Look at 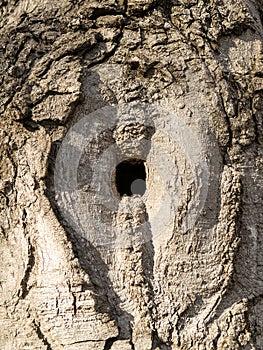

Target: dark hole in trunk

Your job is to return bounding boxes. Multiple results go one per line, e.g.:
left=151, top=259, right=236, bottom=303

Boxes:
left=116, top=159, right=146, bottom=197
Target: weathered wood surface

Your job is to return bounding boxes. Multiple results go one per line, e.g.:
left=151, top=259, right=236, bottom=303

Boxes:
left=0, top=1, right=263, bottom=349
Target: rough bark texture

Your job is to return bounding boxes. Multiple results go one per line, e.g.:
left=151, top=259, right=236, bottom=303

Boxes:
left=0, top=0, right=263, bottom=349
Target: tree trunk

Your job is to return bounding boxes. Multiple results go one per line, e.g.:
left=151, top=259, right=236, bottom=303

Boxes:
left=0, top=1, right=262, bottom=349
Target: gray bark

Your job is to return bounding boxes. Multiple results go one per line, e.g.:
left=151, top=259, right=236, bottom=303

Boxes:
left=0, top=0, right=263, bottom=349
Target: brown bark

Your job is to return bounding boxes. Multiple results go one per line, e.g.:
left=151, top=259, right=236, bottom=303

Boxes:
left=0, top=1, right=263, bottom=349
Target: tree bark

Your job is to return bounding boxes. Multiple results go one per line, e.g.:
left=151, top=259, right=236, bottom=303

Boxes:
left=0, top=1, right=263, bottom=349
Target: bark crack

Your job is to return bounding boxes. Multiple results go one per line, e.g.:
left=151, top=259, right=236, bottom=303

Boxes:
left=33, top=320, right=53, bottom=350
left=19, top=235, right=35, bottom=299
